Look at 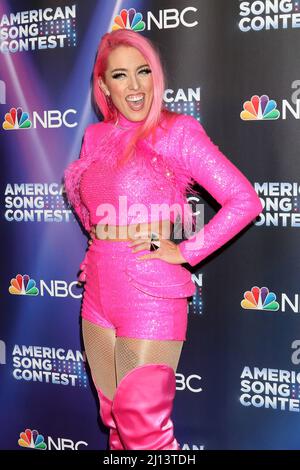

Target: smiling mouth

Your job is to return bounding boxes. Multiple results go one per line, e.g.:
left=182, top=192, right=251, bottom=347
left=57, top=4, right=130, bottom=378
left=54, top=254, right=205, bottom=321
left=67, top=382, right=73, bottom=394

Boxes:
left=125, top=93, right=145, bottom=110
left=125, top=93, right=145, bottom=103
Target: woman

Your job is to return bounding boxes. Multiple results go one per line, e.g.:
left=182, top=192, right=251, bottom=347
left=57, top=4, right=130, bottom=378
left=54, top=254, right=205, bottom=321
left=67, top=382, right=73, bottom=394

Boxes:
left=64, top=29, right=262, bottom=451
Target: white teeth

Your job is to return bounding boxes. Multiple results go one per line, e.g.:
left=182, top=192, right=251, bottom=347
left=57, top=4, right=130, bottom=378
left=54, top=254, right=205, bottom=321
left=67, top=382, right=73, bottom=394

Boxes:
left=126, top=95, right=144, bottom=102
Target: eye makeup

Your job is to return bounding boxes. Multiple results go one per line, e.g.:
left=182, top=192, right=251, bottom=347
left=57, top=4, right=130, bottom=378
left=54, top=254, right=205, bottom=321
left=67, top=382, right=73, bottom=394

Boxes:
left=111, top=67, right=152, bottom=79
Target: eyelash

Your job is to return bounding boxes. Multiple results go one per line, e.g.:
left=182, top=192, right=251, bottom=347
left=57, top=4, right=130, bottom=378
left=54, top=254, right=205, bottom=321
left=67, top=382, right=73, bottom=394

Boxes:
left=112, top=68, right=152, bottom=79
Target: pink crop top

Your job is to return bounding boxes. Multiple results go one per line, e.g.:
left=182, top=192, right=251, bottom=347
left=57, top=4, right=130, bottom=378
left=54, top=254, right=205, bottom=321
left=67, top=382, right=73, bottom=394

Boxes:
left=79, top=118, right=180, bottom=228
left=64, top=111, right=263, bottom=267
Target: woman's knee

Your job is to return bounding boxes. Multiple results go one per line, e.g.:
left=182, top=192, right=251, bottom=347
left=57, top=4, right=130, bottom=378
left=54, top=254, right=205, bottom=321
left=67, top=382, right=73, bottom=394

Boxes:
left=114, top=337, right=184, bottom=384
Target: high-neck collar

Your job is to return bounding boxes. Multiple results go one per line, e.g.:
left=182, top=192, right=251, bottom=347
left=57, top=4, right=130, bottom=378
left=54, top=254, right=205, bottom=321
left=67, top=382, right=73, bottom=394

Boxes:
left=115, top=111, right=146, bottom=130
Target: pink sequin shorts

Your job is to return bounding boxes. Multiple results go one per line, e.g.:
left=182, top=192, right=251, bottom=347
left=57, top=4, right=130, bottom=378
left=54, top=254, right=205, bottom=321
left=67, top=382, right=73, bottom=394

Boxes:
left=80, top=238, right=196, bottom=341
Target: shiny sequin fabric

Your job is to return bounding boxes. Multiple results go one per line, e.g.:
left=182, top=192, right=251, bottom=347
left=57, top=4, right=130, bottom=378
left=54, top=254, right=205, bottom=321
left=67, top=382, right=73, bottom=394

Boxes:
left=81, top=238, right=189, bottom=341
left=64, top=111, right=262, bottom=340
left=64, top=111, right=262, bottom=268
left=175, top=114, right=263, bottom=266
left=64, top=112, right=198, bottom=237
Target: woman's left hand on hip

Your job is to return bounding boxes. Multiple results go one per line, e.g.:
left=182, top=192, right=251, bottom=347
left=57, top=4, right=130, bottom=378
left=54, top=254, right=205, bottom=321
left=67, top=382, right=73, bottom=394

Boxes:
left=128, top=232, right=187, bottom=265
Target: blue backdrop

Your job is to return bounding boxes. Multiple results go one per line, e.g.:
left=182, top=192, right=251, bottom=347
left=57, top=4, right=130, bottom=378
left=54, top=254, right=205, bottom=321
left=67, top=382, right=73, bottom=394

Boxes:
left=1, top=0, right=298, bottom=451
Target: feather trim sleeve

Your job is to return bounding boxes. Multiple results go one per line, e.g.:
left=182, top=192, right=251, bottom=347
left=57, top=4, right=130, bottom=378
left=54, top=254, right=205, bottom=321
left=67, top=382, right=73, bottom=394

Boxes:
left=63, top=126, right=92, bottom=233
left=177, top=114, right=263, bottom=267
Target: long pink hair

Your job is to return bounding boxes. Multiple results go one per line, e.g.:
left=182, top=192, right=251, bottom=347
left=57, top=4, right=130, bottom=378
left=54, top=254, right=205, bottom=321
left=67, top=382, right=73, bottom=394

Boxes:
left=92, top=29, right=179, bottom=164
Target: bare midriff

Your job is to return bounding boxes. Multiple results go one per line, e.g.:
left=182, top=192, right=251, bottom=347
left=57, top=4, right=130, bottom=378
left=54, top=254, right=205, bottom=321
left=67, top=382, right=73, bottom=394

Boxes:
left=94, top=219, right=174, bottom=241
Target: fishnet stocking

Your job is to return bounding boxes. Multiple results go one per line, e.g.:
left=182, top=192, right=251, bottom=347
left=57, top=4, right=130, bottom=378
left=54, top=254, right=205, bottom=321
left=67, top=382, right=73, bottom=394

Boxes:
left=82, top=319, right=184, bottom=400
left=82, top=319, right=117, bottom=400
left=115, top=337, right=183, bottom=384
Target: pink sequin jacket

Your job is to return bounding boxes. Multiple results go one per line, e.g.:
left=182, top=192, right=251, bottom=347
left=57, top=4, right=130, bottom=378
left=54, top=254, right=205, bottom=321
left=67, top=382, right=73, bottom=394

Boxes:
left=64, top=113, right=262, bottom=273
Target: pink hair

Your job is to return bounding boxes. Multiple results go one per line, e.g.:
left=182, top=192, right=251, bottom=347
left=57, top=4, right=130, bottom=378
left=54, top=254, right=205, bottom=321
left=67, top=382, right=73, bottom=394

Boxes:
left=92, top=29, right=179, bottom=164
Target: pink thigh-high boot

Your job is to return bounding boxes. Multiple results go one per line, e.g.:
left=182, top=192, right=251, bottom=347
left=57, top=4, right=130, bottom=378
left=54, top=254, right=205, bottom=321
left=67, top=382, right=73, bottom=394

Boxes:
left=96, top=387, right=124, bottom=450
left=111, top=363, right=180, bottom=450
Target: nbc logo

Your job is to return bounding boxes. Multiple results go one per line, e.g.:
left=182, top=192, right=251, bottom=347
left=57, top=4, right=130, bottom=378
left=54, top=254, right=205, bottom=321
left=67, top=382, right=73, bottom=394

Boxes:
left=18, top=429, right=47, bottom=450
left=8, top=273, right=83, bottom=299
left=113, top=8, right=145, bottom=31
left=240, top=95, right=280, bottom=120
left=3, top=107, right=31, bottom=129
left=111, top=7, right=198, bottom=31
left=18, top=428, right=88, bottom=450
left=9, top=274, right=39, bottom=296
left=241, top=286, right=280, bottom=311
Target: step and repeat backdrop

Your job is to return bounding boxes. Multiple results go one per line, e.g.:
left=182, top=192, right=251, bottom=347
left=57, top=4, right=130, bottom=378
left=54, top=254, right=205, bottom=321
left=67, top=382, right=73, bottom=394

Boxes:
left=1, top=0, right=299, bottom=451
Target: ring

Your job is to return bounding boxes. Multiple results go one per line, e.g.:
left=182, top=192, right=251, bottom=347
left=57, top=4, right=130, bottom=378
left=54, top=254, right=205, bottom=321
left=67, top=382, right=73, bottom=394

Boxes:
left=150, top=232, right=160, bottom=251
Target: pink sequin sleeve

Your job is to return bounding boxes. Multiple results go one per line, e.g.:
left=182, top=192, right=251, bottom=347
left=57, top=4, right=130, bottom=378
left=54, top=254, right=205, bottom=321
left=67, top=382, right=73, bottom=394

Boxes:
left=177, top=114, right=263, bottom=267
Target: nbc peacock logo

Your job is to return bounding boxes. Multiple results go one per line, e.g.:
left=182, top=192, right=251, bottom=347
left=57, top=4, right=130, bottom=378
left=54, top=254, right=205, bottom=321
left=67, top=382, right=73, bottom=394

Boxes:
left=112, top=8, right=145, bottom=31
left=240, top=95, right=280, bottom=120
left=18, top=428, right=47, bottom=450
left=241, top=286, right=280, bottom=311
left=2, top=106, right=32, bottom=130
left=9, top=274, right=39, bottom=296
